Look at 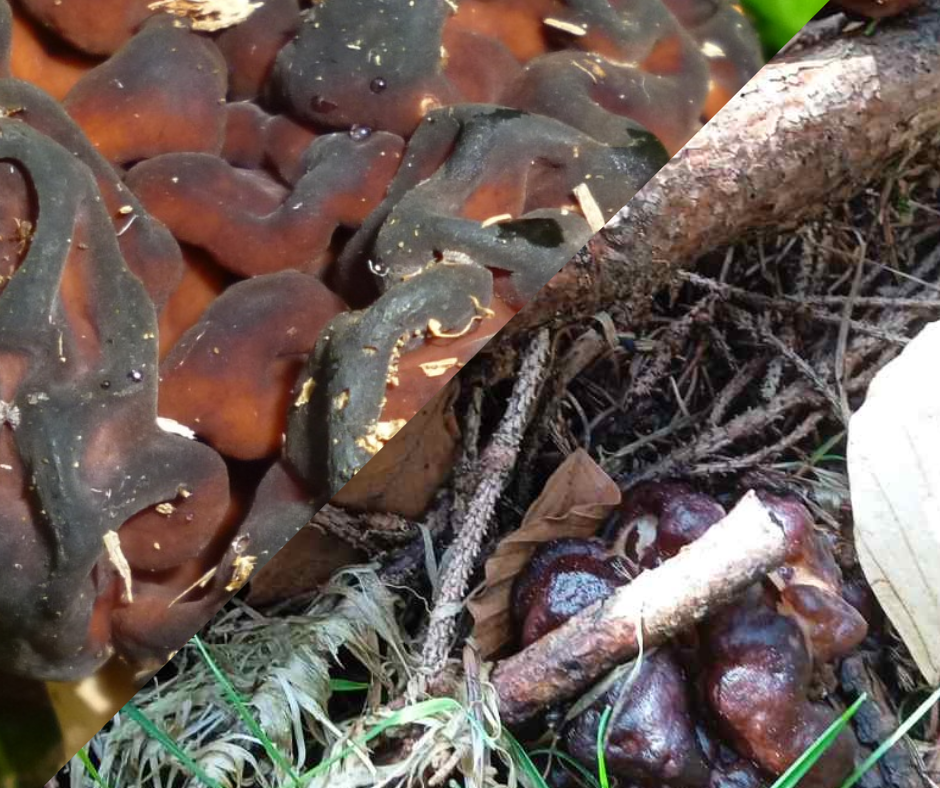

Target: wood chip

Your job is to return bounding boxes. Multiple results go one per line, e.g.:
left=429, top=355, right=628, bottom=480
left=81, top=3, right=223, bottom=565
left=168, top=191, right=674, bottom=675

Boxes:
left=149, top=0, right=262, bottom=32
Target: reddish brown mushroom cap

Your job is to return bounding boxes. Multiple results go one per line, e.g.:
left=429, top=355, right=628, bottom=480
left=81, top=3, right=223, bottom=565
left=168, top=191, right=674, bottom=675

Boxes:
left=0, top=119, right=229, bottom=680
left=214, top=0, right=301, bottom=101
left=159, top=270, right=346, bottom=460
left=0, top=78, right=186, bottom=308
left=271, top=0, right=460, bottom=136
left=63, top=16, right=228, bottom=166
left=511, top=538, right=629, bottom=647
left=565, top=649, right=711, bottom=788
left=127, top=131, right=404, bottom=278
left=16, top=0, right=155, bottom=55
left=703, top=590, right=858, bottom=788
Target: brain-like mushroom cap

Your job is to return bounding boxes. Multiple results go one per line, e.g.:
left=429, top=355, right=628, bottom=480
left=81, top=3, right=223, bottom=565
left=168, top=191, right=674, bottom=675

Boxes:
left=566, top=649, right=711, bottom=788
left=16, top=0, right=155, bottom=55
left=63, top=15, right=228, bottom=166
left=702, top=589, right=858, bottom=788
left=511, top=538, right=629, bottom=647
left=0, top=119, right=231, bottom=680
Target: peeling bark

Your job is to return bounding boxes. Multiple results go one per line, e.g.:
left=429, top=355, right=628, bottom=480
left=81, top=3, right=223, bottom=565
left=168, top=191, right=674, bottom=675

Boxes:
left=513, top=2, right=940, bottom=331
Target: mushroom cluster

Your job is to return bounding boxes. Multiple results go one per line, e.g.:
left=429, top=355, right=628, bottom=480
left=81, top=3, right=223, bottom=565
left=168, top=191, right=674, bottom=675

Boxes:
left=512, top=485, right=870, bottom=788
left=0, top=0, right=763, bottom=681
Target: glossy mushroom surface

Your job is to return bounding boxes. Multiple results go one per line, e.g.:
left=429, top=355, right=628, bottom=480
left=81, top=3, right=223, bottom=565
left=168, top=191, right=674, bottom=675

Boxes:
left=0, top=0, right=765, bottom=681
left=510, top=484, right=866, bottom=788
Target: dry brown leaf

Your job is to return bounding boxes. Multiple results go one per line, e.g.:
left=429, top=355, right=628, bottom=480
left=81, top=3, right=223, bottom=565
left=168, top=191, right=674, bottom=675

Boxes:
left=247, top=525, right=363, bottom=607
left=847, top=320, right=940, bottom=684
left=332, top=380, right=461, bottom=519
left=46, top=659, right=142, bottom=761
left=467, top=448, right=622, bottom=657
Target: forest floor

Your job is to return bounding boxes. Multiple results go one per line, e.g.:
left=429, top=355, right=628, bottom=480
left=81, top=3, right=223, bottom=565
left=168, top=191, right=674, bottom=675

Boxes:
left=63, top=120, right=940, bottom=788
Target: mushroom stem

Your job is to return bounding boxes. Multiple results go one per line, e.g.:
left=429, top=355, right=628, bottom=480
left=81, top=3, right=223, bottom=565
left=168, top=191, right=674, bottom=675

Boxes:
left=491, top=491, right=787, bottom=725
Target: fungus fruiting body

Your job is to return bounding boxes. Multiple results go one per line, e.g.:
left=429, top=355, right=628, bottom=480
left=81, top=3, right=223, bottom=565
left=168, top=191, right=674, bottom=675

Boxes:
left=510, top=485, right=868, bottom=788
left=0, top=0, right=766, bottom=682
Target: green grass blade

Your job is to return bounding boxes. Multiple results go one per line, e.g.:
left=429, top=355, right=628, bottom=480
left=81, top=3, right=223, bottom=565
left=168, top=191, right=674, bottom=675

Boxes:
left=839, top=684, right=940, bottom=788
left=328, top=679, right=371, bottom=693
left=192, top=635, right=301, bottom=784
left=76, top=747, right=112, bottom=788
left=299, top=697, right=464, bottom=782
left=807, top=431, right=846, bottom=467
left=769, top=694, right=867, bottom=788
left=529, top=748, right=601, bottom=788
left=503, top=731, right=550, bottom=788
left=596, top=705, right=613, bottom=788
left=123, top=703, right=223, bottom=788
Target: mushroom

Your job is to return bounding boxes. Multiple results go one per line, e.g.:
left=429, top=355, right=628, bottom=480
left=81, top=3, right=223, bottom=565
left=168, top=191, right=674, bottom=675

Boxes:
left=286, top=254, right=495, bottom=495
left=0, top=119, right=230, bottom=679
left=126, top=131, right=404, bottom=278
left=16, top=0, right=155, bottom=56
left=214, top=0, right=301, bottom=101
left=0, top=78, right=185, bottom=307
left=503, top=0, right=762, bottom=154
left=512, top=538, right=631, bottom=647
left=158, top=270, right=346, bottom=460
left=63, top=16, right=228, bottom=166
left=509, top=484, right=866, bottom=788
left=335, top=104, right=667, bottom=310
left=759, top=492, right=868, bottom=662
left=702, top=587, right=858, bottom=788
left=271, top=0, right=462, bottom=137
left=565, top=649, right=711, bottom=788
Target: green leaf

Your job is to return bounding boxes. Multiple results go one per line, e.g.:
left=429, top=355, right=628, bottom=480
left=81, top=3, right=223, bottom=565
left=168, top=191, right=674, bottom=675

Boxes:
left=329, top=679, right=371, bottom=693
left=193, top=635, right=302, bottom=785
left=503, top=731, right=551, bottom=788
left=300, top=698, right=465, bottom=782
left=76, top=748, right=112, bottom=788
left=530, top=748, right=601, bottom=788
left=596, top=705, right=614, bottom=788
left=741, top=0, right=829, bottom=54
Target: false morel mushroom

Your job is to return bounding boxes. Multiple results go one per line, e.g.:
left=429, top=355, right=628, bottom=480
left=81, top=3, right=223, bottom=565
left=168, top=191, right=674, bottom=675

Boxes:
left=510, top=484, right=867, bottom=788
left=0, top=0, right=770, bottom=690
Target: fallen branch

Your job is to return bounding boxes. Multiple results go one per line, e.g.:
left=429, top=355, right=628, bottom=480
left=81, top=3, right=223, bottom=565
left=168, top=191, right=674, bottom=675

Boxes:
left=419, top=330, right=551, bottom=680
left=490, top=491, right=787, bottom=725
left=513, top=2, right=940, bottom=331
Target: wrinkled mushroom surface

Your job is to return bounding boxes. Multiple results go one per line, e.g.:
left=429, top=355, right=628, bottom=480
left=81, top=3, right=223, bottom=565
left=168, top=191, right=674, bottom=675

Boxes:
left=0, top=0, right=766, bottom=681
left=510, top=485, right=868, bottom=788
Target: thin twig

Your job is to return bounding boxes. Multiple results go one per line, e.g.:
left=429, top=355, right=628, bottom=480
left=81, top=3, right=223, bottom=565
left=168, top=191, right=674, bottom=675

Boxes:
left=419, top=330, right=551, bottom=682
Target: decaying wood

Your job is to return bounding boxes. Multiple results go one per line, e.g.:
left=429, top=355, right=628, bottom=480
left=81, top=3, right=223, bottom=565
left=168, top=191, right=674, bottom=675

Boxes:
left=490, top=491, right=788, bottom=725
left=513, top=2, right=940, bottom=331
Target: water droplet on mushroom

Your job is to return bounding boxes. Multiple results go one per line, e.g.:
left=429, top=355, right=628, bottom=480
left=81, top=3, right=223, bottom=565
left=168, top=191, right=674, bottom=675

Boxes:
left=349, top=124, right=373, bottom=141
left=128, top=370, right=143, bottom=383
left=369, top=77, right=388, bottom=94
left=100, top=380, right=111, bottom=390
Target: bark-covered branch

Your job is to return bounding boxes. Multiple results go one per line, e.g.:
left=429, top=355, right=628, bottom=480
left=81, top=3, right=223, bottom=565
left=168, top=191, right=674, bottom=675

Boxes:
left=514, top=2, right=940, bottom=330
